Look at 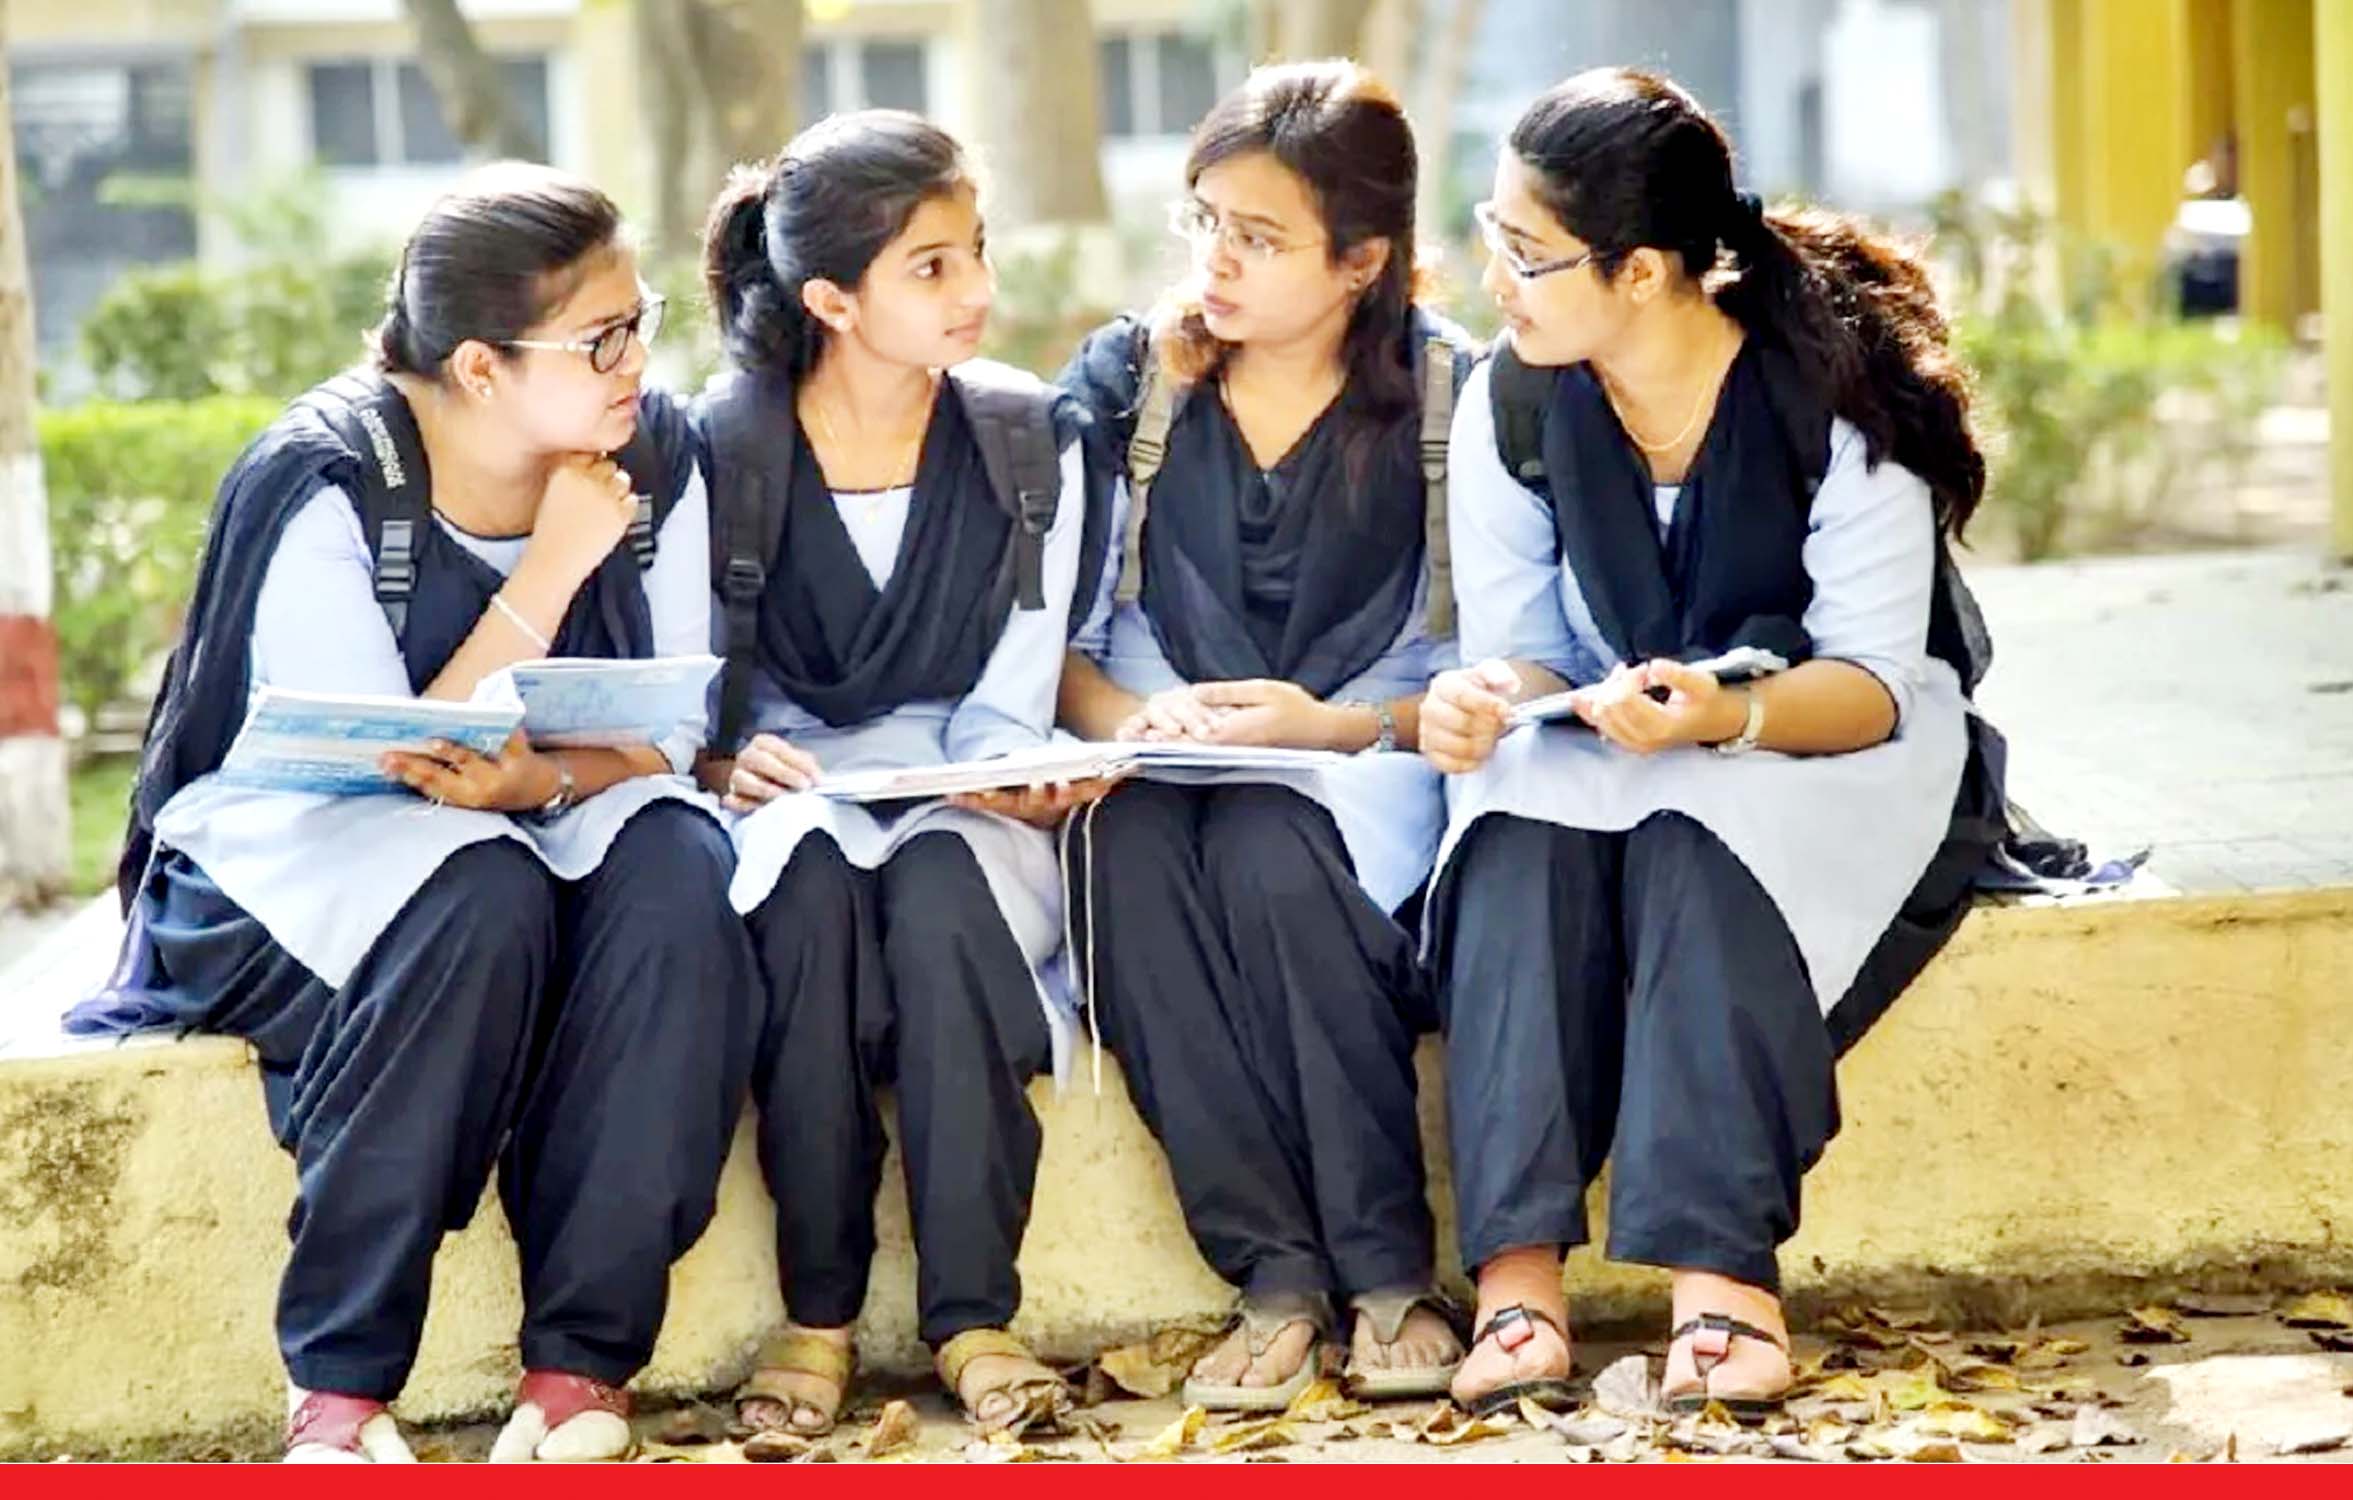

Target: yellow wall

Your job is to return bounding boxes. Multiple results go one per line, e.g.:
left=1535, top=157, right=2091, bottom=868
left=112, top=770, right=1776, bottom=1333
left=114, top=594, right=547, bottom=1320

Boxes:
left=2319, top=0, right=2353, bottom=558
left=2232, top=0, right=2319, bottom=330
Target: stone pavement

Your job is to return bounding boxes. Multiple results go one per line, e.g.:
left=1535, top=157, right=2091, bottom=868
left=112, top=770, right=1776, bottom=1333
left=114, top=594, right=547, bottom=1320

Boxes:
left=1964, top=546, right=2353, bottom=894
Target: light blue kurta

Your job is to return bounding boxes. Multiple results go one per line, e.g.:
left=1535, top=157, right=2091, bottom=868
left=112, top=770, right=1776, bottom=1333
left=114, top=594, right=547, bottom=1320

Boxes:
left=154, top=473, right=720, bottom=990
left=1437, top=358, right=1969, bottom=1013
left=723, top=439, right=1090, bottom=1079
left=1070, top=473, right=1458, bottom=916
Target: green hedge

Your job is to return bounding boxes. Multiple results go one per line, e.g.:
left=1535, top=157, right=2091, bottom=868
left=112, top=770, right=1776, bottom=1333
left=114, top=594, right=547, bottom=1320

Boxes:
left=42, top=396, right=282, bottom=726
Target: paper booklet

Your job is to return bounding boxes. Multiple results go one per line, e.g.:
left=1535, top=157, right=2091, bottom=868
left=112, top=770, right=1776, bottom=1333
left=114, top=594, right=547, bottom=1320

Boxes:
left=809, top=740, right=1347, bottom=804
left=217, top=654, right=723, bottom=795
left=1508, top=646, right=1791, bottom=731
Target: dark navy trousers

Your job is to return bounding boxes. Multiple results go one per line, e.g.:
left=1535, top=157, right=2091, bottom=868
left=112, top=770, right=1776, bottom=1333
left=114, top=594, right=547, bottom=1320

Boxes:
left=1433, top=811, right=1839, bottom=1293
left=152, top=801, right=756, bottom=1397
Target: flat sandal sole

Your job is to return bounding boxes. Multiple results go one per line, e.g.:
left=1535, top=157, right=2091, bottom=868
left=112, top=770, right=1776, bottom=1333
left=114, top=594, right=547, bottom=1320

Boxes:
left=1467, top=1376, right=1582, bottom=1419
left=1664, top=1392, right=1787, bottom=1425
left=1344, top=1359, right=1465, bottom=1402
left=1182, top=1352, right=1321, bottom=1413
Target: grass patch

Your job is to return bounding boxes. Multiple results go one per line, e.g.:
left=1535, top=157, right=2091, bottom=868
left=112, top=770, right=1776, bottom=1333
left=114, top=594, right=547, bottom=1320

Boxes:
left=67, top=755, right=138, bottom=898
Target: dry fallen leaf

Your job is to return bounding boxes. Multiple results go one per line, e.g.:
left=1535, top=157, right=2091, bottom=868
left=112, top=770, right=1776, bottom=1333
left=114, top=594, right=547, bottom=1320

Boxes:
left=1885, top=1367, right=1946, bottom=1412
left=2280, top=1290, right=2353, bottom=1330
left=1914, top=1402, right=2013, bottom=1445
left=2017, top=1426, right=2071, bottom=1455
left=1098, top=1326, right=1221, bottom=1401
left=960, top=1432, right=1058, bottom=1464
left=2119, top=1305, right=2189, bottom=1344
left=1944, top=1361, right=2023, bottom=1394
left=1284, top=1378, right=1369, bottom=1424
left=863, top=1399, right=919, bottom=1461
left=1208, top=1418, right=1298, bottom=1455
left=2268, top=1426, right=2351, bottom=1457
left=1597, top=1431, right=1646, bottom=1464
left=1543, top=1408, right=1631, bottom=1447
left=1591, top=1353, right=1662, bottom=1420
left=1901, top=1438, right=1967, bottom=1464
left=2016, top=1338, right=2090, bottom=1370
left=1807, top=1372, right=1877, bottom=1405
left=1414, top=1404, right=1513, bottom=1447
left=2311, top=1330, right=2353, bottom=1353
left=1139, top=1406, right=1207, bottom=1460
left=1766, top=1435, right=1837, bottom=1463
left=2070, top=1406, right=2144, bottom=1449
left=742, top=1430, right=826, bottom=1464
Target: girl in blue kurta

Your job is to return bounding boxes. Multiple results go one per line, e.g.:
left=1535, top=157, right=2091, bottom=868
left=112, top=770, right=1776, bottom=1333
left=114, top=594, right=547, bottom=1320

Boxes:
left=94, top=165, right=756, bottom=1462
left=696, top=112, right=1097, bottom=1441
left=1046, top=62, right=1474, bottom=1409
left=1421, top=70, right=1999, bottom=1420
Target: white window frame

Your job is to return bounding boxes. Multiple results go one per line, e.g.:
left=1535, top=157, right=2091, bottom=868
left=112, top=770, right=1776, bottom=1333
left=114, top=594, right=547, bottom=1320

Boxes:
left=304, top=52, right=551, bottom=170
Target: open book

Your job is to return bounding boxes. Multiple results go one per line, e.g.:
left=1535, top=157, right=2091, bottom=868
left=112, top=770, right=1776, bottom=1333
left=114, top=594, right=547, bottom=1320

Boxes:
left=1508, top=646, right=1791, bottom=731
left=810, top=741, right=1347, bottom=804
left=217, top=654, right=723, bottom=795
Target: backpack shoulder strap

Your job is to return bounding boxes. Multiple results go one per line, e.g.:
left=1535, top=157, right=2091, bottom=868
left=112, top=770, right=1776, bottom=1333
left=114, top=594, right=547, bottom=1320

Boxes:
left=1419, top=335, right=1457, bottom=639
left=610, top=386, right=697, bottom=572
left=294, top=371, right=430, bottom=642
left=699, top=368, right=797, bottom=753
left=1115, top=340, right=1179, bottom=606
left=1487, top=343, right=1555, bottom=499
left=951, top=360, right=1063, bottom=612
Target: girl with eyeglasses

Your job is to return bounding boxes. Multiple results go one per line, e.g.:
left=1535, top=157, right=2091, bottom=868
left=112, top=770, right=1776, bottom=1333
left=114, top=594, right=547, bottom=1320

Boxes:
left=1029, top=61, right=1477, bottom=1410
left=1422, top=69, right=1999, bottom=1419
left=91, top=163, right=757, bottom=1462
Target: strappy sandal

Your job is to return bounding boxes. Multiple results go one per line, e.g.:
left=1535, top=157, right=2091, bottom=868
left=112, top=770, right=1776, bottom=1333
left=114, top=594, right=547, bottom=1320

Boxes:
left=1342, top=1287, right=1469, bottom=1401
left=1180, top=1291, right=1332, bottom=1412
left=1459, top=1303, right=1581, bottom=1418
left=1663, top=1312, right=1791, bottom=1424
left=733, top=1328, right=856, bottom=1438
left=936, top=1327, right=1074, bottom=1438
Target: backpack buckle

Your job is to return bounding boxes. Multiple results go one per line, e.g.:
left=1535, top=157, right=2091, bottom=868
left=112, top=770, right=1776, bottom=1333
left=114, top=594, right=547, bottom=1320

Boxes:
left=1017, top=485, right=1055, bottom=537
left=723, top=556, right=766, bottom=600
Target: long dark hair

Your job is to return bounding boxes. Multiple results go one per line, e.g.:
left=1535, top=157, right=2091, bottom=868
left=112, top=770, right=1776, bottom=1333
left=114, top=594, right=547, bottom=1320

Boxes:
left=1154, top=60, right=1429, bottom=428
left=372, top=161, right=622, bottom=379
left=1510, top=67, right=1983, bottom=535
left=703, top=110, right=971, bottom=379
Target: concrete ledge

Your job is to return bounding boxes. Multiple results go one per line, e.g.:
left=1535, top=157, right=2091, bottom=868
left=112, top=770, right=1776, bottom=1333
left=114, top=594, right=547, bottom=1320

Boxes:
left=4, top=886, right=2351, bottom=1459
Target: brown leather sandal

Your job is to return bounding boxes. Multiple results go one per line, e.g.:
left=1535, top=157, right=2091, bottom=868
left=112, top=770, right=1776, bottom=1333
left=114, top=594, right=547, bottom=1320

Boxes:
left=936, top=1327, right=1073, bottom=1438
left=733, top=1327, right=856, bottom=1437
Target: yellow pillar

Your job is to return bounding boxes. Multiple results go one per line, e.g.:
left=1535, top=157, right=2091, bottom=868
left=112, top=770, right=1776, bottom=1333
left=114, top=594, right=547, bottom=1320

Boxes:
left=2185, top=0, right=2236, bottom=165
left=2046, top=0, right=2090, bottom=242
left=2233, top=0, right=2319, bottom=332
left=2072, top=0, right=2198, bottom=296
left=2319, top=0, right=2353, bottom=558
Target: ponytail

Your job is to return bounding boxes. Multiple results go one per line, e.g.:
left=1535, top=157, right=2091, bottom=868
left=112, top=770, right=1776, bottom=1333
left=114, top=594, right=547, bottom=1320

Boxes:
left=702, top=159, right=817, bottom=378
left=1719, top=203, right=1984, bottom=537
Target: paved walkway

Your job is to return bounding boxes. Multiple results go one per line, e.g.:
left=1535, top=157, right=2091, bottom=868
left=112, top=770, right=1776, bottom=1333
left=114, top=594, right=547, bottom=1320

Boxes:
left=1964, top=546, right=2353, bottom=894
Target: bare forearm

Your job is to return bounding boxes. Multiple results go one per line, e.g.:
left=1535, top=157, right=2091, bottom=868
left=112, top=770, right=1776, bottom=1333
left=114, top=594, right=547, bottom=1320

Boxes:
left=1057, top=650, right=1143, bottom=741
left=1742, top=659, right=1897, bottom=754
left=421, top=555, right=581, bottom=702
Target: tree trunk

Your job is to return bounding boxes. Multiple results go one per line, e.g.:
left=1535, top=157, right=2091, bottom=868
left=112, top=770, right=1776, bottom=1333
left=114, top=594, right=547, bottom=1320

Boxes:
left=964, top=0, right=1110, bottom=229
left=0, top=11, right=72, bottom=907
left=1275, top=0, right=1380, bottom=57
left=400, top=0, right=543, bottom=160
left=1414, top=0, right=1486, bottom=238
left=635, top=0, right=802, bottom=261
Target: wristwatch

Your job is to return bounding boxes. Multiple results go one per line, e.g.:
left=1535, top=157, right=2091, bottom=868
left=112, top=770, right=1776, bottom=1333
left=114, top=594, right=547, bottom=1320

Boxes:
left=1339, top=698, right=1397, bottom=755
left=1711, top=690, right=1766, bottom=757
left=531, top=756, right=578, bottom=820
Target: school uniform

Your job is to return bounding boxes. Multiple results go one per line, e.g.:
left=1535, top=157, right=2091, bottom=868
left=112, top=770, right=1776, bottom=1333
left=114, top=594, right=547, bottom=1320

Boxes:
left=83, top=373, right=756, bottom=1397
left=1053, top=313, right=1469, bottom=1308
left=709, top=363, right=1091, bottom=1348
left=1431, top=345, right=1992, bottom=1289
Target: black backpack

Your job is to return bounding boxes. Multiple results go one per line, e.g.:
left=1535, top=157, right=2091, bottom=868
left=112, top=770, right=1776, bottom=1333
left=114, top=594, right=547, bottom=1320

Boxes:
left=699, top=357, right=1066, bottom=753
left=293, top=371, right=679, bottom=643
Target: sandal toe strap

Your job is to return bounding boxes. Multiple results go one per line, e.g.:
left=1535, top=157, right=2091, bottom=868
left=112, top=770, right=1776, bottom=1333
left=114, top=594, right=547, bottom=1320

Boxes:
left=936, top=1327, right=1059, bottom=1393
left=1670, top=1313, right=1785, bottom=1377
left=1236, top=1290, right=1333, bottom=1355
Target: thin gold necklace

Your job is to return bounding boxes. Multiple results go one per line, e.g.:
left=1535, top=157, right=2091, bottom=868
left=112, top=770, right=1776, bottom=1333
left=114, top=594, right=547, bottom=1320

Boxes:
left=805, top=378, right=932, bottom=488
left=1602, top=333, right=1735, bottom=454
